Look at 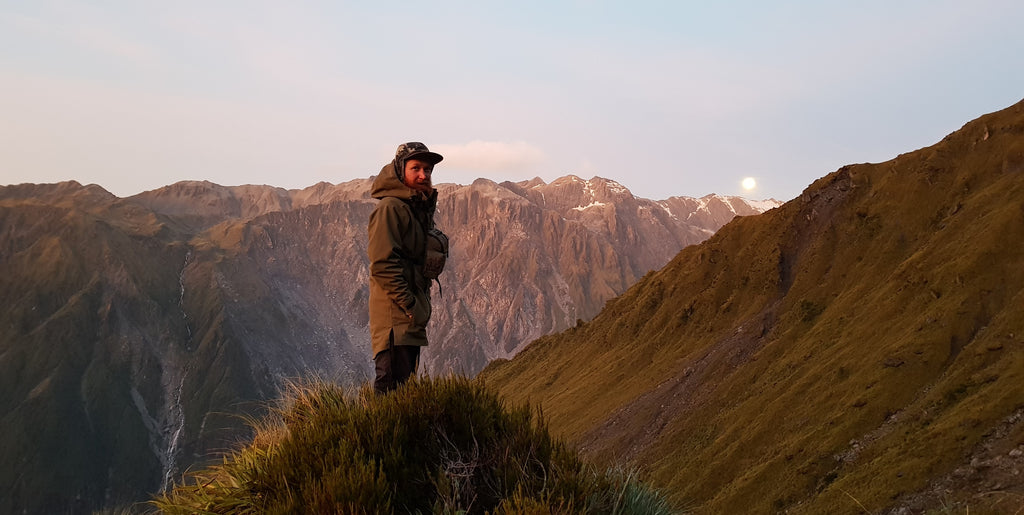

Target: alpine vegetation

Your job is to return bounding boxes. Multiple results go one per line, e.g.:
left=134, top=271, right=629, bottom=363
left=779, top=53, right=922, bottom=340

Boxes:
left=153, top=376, right=677, bottom=514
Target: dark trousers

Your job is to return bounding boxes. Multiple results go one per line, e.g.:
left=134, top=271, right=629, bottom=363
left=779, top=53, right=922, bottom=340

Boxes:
left=374, top=342, right=421, bottom=394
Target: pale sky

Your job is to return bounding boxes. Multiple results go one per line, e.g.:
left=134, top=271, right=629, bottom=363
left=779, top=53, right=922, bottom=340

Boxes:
left=2, top=1, right=1022, bottom=201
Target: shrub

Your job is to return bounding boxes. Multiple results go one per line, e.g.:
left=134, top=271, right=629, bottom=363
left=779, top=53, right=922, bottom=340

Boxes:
left=153, top=376, right=676, bottom=514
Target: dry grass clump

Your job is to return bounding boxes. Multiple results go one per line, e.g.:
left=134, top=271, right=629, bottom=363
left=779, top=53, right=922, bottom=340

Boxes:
left=153, top=375, right=675, bottom=514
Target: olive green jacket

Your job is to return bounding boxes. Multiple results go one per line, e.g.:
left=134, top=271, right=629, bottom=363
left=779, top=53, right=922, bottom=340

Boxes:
left=367, top=162, right=437, bottom=357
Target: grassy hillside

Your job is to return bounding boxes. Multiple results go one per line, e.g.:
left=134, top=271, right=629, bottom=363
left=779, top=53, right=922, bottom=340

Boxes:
left=481, top=99, right=1024, bottom=513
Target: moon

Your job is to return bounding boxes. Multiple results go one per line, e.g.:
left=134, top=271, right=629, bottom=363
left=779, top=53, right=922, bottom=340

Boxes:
left=742, top=177, right=757, bottom=190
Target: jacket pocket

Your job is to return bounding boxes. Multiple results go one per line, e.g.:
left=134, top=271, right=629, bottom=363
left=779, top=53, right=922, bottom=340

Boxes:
left=410, top=294, right=431, bottom=329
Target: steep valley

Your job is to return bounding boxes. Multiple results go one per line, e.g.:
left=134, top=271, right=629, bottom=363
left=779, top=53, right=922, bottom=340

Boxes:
left=0, top=174, right=771, bottom=513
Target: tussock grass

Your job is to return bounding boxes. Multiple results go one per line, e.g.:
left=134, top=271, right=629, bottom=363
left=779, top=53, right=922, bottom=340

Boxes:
left=153, top=375, right=676, bottom=514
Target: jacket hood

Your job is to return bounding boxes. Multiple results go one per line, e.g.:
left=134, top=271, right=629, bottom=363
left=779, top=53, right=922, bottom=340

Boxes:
left=371, top=162, right=433, bottom=200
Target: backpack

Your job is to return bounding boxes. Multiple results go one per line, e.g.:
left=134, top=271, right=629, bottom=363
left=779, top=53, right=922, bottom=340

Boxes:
left=423, top=227, right=449, bottom=281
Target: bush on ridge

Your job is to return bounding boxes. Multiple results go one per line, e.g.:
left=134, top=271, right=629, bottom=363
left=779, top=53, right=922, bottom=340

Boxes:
left=153, top=375, right=676, bottom=514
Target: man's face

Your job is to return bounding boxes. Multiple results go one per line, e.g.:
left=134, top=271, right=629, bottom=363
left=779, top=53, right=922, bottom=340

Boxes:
left=403, top=159, right=434, bottom=193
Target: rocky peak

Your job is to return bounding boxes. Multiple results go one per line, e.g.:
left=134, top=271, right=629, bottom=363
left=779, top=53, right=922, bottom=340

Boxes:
left=511, top=175, right=635, bottom=214
left=289, top=178, right=374, bottom=207
left=128, top=179, right=376, bottom=232
left=657, top=193, right=782, bottom=230
left=0, top=180, right=116, bottom=207
left=129, top=181, right=292, bottom=220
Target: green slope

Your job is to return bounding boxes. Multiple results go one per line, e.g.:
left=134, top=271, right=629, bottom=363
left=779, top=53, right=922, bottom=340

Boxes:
left=481, top=99, right=1024, bottom=513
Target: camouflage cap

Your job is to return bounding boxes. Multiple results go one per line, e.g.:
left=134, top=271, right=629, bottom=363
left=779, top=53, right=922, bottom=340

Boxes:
left=395, top=142, right=443, bottom=165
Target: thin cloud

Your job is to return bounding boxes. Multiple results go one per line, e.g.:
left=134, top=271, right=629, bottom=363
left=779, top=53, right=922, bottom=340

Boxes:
left=433, top=141, right=547, bottom=174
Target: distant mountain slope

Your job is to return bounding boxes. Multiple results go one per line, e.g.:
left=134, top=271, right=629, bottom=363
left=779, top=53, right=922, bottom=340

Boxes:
left=0, top=174, right=773, bottom=513
left=428, top=176, right=777, bottom=373
left=481, top=99, right=1024, bottom=513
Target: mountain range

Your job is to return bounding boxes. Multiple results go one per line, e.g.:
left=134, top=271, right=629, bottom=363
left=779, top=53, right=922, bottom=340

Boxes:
left=0, top=174, right=774, bottom=513
left=482, top=99, right=1024, bottom=513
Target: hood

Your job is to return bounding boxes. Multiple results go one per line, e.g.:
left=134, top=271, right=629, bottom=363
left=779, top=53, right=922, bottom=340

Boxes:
left=371, top=162, right=420, bottom=200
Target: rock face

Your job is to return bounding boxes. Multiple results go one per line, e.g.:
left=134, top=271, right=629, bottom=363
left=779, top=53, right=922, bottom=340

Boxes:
left=0, top=174, right=776, bottom=514
left=429, top=176, right=773, bottom=374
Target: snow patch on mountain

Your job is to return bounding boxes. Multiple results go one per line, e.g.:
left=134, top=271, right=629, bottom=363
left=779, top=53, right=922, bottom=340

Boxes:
left=574, top=201, right=608, bottom=211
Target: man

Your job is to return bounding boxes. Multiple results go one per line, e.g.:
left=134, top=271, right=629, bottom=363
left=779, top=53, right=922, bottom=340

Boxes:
left=367, top=142, right=444, bottom=393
